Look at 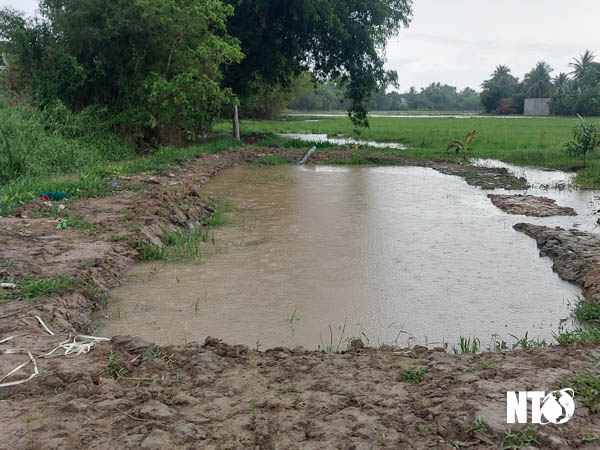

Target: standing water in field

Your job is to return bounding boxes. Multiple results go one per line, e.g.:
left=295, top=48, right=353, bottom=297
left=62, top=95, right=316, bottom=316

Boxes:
left=100, top=165, right=585, bottom=350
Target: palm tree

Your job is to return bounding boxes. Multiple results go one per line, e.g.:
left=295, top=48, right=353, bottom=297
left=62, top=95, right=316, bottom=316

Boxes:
left=491, top=65, right=512, bottom=82
left=569, top=50, right=596, bottom=79
left=553, top=72, right=569, bottom=88
left=524, top=61, right=554, bottom=98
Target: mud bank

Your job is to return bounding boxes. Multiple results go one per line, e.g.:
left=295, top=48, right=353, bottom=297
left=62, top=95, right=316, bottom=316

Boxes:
left=514, top=223, right=600, bottom=300
left=2, top=335, right=600, bottom=449
left=489, top=195, right=577, bottom=217
left=0, top=145, right=599, bottom=449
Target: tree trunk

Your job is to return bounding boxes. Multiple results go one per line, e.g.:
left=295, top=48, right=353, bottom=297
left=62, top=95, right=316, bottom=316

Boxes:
left=232, top=104, right=240, bottom=141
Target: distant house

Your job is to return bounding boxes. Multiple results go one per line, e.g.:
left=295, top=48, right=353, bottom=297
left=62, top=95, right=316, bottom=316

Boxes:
left=524, top=98, right=550, bottom=116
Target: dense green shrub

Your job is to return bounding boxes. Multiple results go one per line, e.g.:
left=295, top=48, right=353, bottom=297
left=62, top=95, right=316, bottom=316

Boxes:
left=0, top=0, right=242, bottom=143
left=0, top=95, right=133, bottom=184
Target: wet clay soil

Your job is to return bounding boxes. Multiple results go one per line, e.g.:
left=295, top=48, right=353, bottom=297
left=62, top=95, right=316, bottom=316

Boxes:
left=1, top=146, right=600, bottom=449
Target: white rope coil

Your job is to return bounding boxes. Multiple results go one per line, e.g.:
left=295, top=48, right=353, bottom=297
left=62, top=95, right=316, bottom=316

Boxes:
left=0, top=315, right=109, bottom=388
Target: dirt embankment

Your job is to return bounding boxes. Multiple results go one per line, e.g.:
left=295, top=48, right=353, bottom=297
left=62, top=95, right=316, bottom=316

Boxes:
left=514, top=223, right=600, bottom=300
left=0, top=146, right=599, bottom=449
left=489, top=195, right=577, bottom=217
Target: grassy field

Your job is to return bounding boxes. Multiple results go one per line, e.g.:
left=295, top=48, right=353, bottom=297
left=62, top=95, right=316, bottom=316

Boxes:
left=3, top=100, right=600, bottom=218
left=215, top=115, right=600, bottom=187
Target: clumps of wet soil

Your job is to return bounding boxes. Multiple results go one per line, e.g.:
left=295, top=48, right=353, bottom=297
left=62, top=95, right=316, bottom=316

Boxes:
left=1, top=335, right=598, bottom=449
left=431, top=164, right=528, bottom=190
left=1, top=144, right=598, bottom=449
left=514, top=223, right=600, bottom=300
left=489, top=195, right=577, bottom=217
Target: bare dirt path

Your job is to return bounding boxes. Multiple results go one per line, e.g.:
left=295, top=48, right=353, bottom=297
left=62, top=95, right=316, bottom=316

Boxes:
left=1, top=146, right=598, bottom=449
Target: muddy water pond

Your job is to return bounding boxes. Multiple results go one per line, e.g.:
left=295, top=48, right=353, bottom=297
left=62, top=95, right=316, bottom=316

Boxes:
left=100, top=165, right=584, bottom=350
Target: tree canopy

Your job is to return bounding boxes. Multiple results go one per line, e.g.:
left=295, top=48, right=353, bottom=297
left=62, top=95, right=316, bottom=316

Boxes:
left=0, top=0, right=243, bottom=143
left=0, top=0, right=413, bottom=139
left=222, top=0, right=413, bottom=126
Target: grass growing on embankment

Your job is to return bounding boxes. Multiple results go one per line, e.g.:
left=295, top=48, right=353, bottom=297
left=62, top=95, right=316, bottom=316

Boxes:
left=0, top=96, right=241, bottom=216
left=214, top=115, right=600, bottom=187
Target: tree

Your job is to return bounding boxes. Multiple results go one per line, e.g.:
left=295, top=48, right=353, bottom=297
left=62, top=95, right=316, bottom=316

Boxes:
left=569, top=50, right=596, bottom=80
left=480, top=65, right=519, bottom=113
left=222, top=0, right=413, bottom=128
left=553, top=72, right=569, bottom=89
left=523, top=61, right=554, bottom=98
left=551, top=50, right=600, bottom=116
left=563, top=116, right=600, bottom=166
left=0, top=0, right=243, bottom=143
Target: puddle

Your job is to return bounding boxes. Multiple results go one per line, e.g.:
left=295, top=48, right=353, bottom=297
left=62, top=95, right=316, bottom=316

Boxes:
left=100, top=165, right=591, bottom=349
left=278, top=133, right=406, bottom=149
left=471, top=158, right=600, bottom=232
left=472, top=158, right=575, bottom=189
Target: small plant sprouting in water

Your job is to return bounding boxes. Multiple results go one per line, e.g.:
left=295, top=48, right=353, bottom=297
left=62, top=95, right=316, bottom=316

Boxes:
left=508, top=332, right=547, bottom=350
left=319, top=319, right=347, bottom=354
left=452, top=335, right=480, bottom=354
left=289, top=309, right=298, bottom=324
left=447, top=130, right=479, bottom=161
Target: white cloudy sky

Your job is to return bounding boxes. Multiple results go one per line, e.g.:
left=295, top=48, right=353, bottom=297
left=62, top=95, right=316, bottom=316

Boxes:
left=3, top=0, right=599, bottom=92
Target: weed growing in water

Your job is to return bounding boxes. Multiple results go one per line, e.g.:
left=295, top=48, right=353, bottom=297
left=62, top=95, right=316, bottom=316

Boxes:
left=318, top=319, right=347, bottom=354
left=451, top=335, right=480, bottom=354
left=508, top=332, right=548, bottom=350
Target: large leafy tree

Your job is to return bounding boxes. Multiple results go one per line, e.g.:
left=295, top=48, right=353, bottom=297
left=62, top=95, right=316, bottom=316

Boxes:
left=551, top=50, right=600, bottom=116
left=0, top=0, right=243, bottom=143
left=523, top=61, right=554, bottom=98
left=480, top=65, right=519, bottom=113
left=222, top=0, right=413, bottom=127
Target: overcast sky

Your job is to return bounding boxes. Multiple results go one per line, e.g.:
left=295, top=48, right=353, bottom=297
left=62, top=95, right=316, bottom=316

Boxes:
left=2, top=0, right=599, bottom=92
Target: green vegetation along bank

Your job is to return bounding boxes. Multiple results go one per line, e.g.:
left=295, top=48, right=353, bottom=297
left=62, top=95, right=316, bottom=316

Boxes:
left=217, top=115, right=600, bottom=187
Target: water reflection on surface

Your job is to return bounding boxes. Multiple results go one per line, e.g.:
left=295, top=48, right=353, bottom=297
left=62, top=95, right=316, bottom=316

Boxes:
left=101, top=165, right=586, bottom=349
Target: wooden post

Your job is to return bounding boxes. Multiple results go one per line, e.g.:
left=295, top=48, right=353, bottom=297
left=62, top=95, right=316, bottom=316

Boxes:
left=233, top=104, right=240, bottom=141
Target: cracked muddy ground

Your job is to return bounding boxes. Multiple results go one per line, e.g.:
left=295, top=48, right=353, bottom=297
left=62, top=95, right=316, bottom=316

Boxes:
left=2, top=146, right=600, bottom=449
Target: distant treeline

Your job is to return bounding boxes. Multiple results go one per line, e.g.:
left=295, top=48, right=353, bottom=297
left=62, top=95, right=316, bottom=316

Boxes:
left=480, top=50, right=600, bottom=115
left=288, top=50, right=600, bottom=116
left=287, top=77, right=482, bottom=112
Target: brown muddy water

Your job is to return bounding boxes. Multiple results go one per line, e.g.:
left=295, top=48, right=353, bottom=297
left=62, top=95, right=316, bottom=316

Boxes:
left=100, top=165, right=587, bottom=350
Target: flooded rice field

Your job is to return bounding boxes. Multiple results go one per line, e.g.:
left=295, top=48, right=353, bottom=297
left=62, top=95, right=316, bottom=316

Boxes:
left=277, top=133, right=407, bottom=149
left=100, top=164, right=598, bottom=350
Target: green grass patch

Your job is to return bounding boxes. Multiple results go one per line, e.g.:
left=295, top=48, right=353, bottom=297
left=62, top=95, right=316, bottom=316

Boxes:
left=215, top=115, right=600, bottom=187
left=32, top=206, right=99, bottom=231
left=253, top=155, right=296, bottom=166
left=555, top=327, right=600, bottom=345
left=574, top=298, right=600, bottom=323
left=402, top=366, right=428, bottom=383
left=562, top=373, right=600, bottom=414
left=0, top=133, right=241, bottom=216
left=501, top=426, right=541, bottom=449
left=554, top=297, right=600, bottom=345
left=0, top=276, right=81, bottom=302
